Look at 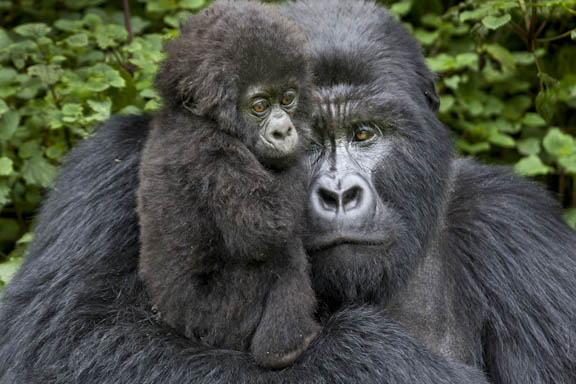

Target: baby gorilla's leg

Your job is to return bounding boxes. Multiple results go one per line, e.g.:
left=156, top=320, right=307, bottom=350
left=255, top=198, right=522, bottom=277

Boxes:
left=250, top=241, right=320, bottom=369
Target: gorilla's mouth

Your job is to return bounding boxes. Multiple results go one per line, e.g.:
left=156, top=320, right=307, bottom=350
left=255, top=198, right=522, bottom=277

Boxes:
left=305, top=235, right=393, bottom=254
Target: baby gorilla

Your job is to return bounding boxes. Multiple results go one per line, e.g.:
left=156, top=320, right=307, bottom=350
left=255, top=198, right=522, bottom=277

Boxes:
left=137, top=1, right=320, bottom=370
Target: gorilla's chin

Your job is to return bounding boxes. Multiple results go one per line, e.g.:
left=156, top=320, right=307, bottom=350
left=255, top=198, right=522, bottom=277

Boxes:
left=309, top=243, right=394, bottom=311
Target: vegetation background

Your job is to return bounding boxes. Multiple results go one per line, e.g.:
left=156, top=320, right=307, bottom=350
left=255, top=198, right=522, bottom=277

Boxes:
left=0, top=0, right=575, bottom=286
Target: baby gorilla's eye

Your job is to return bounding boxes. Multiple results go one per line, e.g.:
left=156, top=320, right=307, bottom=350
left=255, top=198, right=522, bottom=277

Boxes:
left=353, top=128, right=376, bottom=142
left=281, top=91, right=296, bottom=106
left=252, top=100, right=269, bottom=114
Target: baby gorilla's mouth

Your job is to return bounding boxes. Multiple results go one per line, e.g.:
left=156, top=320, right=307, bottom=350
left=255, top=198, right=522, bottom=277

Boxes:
left=258, top=133, right=299, bottom=158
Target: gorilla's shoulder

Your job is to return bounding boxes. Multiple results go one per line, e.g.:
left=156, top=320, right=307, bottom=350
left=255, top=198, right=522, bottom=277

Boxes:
left=446, top=157, right=576, bottom=273
left=67, top=114, right=152, bottom=165
left=449, top=158, right=565, bottom=225
left=14, top=114, right=151, bottom=269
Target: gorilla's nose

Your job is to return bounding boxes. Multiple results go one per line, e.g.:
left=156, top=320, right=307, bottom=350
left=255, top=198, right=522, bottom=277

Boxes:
left=310, top=174, right=376, bottom=219
left=270, top=121, right=294, bottom=141
left=263, top=116, right=298, bottom=156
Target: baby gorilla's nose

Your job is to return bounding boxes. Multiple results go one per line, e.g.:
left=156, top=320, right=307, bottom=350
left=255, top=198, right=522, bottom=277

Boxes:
left=263, top=115, right=299, bottom=156
left=271, top=123, right=293, bottom=141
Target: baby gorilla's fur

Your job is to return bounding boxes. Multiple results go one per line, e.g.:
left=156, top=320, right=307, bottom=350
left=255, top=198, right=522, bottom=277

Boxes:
left=137, top=1, right=320, bottom=370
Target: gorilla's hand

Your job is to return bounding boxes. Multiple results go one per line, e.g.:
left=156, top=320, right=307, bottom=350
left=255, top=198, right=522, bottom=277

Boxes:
left=281, top=306, right=489, bottom=384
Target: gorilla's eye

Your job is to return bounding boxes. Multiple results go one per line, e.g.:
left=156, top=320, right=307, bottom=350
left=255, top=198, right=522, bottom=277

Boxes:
left=281, top=91, right=296, bottom=106
left=252, top=100, right=269, bottom=114
left=353, top=128, right=376, bottom=142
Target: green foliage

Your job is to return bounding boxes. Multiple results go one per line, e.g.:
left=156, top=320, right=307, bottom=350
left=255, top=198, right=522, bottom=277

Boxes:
left=387, top=0, right=576, bottom=208
left=0, top=0, right=207, bottom=285
left=0, top=0, right=575, bottom=286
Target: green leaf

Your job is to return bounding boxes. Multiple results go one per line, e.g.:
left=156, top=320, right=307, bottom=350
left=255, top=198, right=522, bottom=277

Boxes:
left=179, top=0, right=206, bottom=10
left=21, top=156, right=57, bottom=187
left=54, top=19, right=84, bottom=32
left=0, top=256, right=23, bottom=286
left=17, top=233, right=34, bottom=245
left=426, top=54, right=456, bottom=72
left=0, top=111, right=20, bottom=141
left=390, top=0, right=413, bottom=17
left=543, top=128, right=574, bottom=157
left=517, top=138, right=541, bottom=155
left=456, top=139, right=490, bottom=154
left=28, top=64, right=63, bottom=85
left=563, top=208, right=576, bottom=229
left=46, top=143, right=67, bottom=160
left=558, top=154, right=576, bottom=174
left=535, top=89, right=558, bottom=122
left=0, top=182, right=10, bottom=207
left=145, top=0, right=178, bottom=12
left=455, top=53, right=479, bottom=70
left=484, top=44, right=516, bottom=71
left=515, top=155, right=554, bottom=176
left=512, top=52, right=535, bottom=65
left=19, top=140, right=42, bottom=159
left=0, top=157, right=13, bottom=176
left=0, top=28, right=12, bottom=50
left=482, top=14, right=511, bottom=30
left=66, top=33, right=89, bottom=48
left=94, top=24, right=127, bottom=49
left=14, top=23, right=51, bottom=38
left=62, top=103, right=84, bottom=123
left=0, top=99, right=7, bottom=116
left=439, top=95, right=454, bottom=114
left=86, top=64, right=126, bottom=90
left=0, top=68, right=18, bottom=86
left=414, top=29, right=439, bottom=45
left=522, top=113, right=547, bottom=127
left=460, top=8, right=491, bottom=22
left=87, top=98, right=112, bottom=121
left=502, top=96, right=531, bottom=120
left=489, top=132, right=515, bottom=148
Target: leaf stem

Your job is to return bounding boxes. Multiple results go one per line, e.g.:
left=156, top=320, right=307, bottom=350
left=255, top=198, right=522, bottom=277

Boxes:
left=536, top=28, right=576, bottom=43
left=122, top=0, right=133, bottom=44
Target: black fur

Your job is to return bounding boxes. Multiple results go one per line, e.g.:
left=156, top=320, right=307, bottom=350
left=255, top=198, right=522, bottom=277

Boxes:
left=0, top=0, right=574, bottom=383
left=138, top=1, right=319, bottom=369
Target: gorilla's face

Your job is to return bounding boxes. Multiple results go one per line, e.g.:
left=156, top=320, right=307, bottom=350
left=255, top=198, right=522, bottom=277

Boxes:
left=304, top=84, right=454, bottom=311
left=239, top=83, right=307, bottom=169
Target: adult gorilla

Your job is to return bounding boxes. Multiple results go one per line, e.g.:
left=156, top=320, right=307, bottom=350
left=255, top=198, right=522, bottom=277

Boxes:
left=0, top=0, right=575, bottom=383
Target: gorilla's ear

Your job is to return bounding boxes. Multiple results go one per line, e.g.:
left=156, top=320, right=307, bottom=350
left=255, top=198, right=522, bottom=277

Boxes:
left=179, top=64, right=238, bottom=134
left=424, top=79, right=440, bottom=113
left=154, top=38, right=239, bottom=135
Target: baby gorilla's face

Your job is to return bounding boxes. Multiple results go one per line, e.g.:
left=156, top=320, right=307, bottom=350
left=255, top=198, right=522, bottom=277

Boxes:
left=242, top=83, right=302, bottom=168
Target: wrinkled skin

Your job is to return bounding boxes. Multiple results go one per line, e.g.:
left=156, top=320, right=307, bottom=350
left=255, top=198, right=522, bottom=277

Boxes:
left=0, top=1, right=575, bottom=383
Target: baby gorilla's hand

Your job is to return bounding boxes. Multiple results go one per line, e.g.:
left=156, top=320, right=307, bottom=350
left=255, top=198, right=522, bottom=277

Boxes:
left=251, top=317, right=321, bottom=369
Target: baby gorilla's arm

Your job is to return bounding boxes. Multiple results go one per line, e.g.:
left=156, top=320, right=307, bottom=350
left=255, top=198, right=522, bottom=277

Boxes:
left=206, top=140, right=306, bottom=259
left=250, top=240, right=321, bottom=369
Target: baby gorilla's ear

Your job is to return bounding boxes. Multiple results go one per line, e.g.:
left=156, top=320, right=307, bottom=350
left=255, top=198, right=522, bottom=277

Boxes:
left=154, top=32, right=239, bottom=135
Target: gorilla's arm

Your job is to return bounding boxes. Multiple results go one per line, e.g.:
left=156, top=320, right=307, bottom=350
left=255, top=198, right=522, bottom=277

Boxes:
left=0, top=116, right=486, bottom=383
left=447, top=159, right=576, bottom=382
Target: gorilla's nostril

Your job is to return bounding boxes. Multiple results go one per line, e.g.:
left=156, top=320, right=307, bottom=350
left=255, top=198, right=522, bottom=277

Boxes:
left=342, top=186, right=362, bottom=210
left=318, top=188, right=339, bottom=211
left=272, top=131, right=284, bottom=140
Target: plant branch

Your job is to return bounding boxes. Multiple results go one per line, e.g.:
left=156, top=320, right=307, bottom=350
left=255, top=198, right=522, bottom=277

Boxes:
left=508, top=20, right=528, bottom=43
left=122, top=0, right=133, bottom=44
left=536, top=28, right=576, bottom=43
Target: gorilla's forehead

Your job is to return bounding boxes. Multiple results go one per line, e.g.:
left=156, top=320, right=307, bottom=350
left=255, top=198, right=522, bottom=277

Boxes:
left=282, top=0, right=433, bottom=106
left=313, top=84, right=417, bottom=128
